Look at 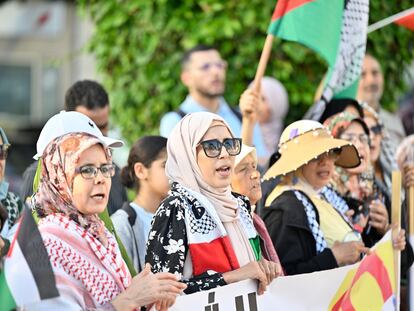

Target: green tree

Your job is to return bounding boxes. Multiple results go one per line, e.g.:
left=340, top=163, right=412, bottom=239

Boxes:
left=79, top=0, right=414, bottom=143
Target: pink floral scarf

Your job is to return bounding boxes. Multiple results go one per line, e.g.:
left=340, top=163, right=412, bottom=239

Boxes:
left=34, top=132, right=111, bottom=245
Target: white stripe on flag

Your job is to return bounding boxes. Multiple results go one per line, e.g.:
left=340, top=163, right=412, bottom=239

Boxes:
left=4, top=242, right=40, bottom=305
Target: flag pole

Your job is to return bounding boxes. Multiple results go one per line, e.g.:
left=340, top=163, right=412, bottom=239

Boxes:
left=368, top=7, right=414, bottom=33
left=241, top=34, right=274, bottom=146
left=252, top=34, right=274, bottom=92
left=392, top=171, right=402, bottom=309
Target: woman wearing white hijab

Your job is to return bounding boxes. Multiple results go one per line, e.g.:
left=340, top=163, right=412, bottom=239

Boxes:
left=146, top=112, right=280, bottom=295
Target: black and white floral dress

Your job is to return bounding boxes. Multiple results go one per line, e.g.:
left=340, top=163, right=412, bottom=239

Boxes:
left=146, top=182, right=258, bottom=294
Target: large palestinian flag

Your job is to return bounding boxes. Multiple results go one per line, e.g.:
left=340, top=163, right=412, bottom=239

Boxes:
left=269, top=0, right=369, bottom=120
left=0, top=207, right=59, bottom=310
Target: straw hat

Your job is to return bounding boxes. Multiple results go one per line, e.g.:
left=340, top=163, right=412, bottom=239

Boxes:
left=263, top=120, right=360, bottom=180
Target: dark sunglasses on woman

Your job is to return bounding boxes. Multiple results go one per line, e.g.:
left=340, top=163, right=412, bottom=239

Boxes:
left=199, top=138, right=242, bottom=158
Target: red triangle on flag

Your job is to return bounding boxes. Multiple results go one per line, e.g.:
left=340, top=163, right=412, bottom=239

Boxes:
left=395, top=11, right=414, bottom=31
left=272, top=0, right=315, bottom=21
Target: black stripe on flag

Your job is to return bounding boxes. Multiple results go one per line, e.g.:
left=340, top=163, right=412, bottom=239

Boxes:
left=17, top=208, right=59, bottom=299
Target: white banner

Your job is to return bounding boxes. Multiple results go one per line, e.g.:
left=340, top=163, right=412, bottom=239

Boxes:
left=170, top=232, right=397, bottom=311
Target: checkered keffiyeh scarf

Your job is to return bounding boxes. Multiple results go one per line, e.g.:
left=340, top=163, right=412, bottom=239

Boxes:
left=293, top=190, right=327, bottom=253
left=173, top=183, right=258, bottom=268
left=40, top=214, right=131, bottom=306
left=320, top=186, right=349, bottom=217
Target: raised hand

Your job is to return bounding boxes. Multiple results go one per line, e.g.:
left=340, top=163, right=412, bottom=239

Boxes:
left=239, top=89, right=260, bottom=122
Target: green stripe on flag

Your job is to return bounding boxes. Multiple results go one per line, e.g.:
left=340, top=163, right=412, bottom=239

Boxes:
left=0, top=270, right=17, bottom=311
left=249, top=236, right=262, bottom=261
left=268, top=0, right=344, bottom=67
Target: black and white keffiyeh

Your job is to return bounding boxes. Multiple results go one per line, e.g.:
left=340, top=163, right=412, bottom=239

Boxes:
left=293, top=190, right=327, bottom=253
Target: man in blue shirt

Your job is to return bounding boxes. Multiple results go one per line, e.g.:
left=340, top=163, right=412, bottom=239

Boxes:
left=160, top=45, right=267, bottom=160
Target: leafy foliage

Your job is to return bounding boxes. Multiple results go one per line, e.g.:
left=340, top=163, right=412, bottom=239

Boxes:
left=78, top=0, right=414, bottom=143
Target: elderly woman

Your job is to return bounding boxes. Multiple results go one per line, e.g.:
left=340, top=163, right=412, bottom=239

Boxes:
left=261, top=120, right=372, bottom=275
left=31, top=132, right=185, bottom=310
left=146, top=112, right=280, bottom=295
left=231, top=144, right=283, bottom=269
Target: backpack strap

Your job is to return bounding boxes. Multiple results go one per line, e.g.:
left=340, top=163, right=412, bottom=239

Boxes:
left=175, top=109, right=187, bottom=118
left=229, top=106, right=242, bottom=122
left=120, top=202, right=142, bottom=272
left=121, top=202, right=137, bottom=226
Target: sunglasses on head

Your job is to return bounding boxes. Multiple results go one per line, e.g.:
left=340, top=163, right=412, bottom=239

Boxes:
left=370, top=124, right=382, bottom=135
left=199, top=138, right=242, bottom=158
left=0, top=144, right=10, bottom=160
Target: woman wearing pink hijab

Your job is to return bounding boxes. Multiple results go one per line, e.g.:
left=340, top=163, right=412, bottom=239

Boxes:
left=146, top=112, right=281, bottom=295
left=32, top=132, right=185, bottom=310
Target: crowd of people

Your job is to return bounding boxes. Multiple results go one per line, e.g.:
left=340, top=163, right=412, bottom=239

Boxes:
left=0, top=44, right=414, bottom=310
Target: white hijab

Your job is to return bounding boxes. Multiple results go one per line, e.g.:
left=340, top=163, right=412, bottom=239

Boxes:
left=166, top=112, right=256, bottom=266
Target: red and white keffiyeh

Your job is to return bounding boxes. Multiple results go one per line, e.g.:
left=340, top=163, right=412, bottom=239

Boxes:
left=40, top=214, right=131, bottom=306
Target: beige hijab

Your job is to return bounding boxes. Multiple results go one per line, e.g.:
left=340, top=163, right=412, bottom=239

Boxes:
left=166, top=112, right=256, bottom=266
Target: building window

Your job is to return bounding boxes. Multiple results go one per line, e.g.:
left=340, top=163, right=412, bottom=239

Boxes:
left=0, top=64, right=31, bottom=116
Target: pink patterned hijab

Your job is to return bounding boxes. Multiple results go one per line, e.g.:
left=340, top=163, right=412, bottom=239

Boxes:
left=35, top=132, right=111, bottom=245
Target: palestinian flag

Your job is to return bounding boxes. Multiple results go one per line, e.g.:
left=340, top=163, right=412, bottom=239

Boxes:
left=268, top=0, right=369, bottom=120
left=269, top=0, right=344, bottom=69
left=0, top=207, right=59, bottom=310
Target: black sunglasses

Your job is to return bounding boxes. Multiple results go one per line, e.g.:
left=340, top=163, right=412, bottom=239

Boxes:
left=199, top=138, right=242, bottom=158
left=370, top=124, right=383, bottom=135
left=0, top=144, right=10, bottom=160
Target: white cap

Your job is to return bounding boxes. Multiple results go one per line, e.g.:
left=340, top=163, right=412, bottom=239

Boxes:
left=234, top=144, right=257, bottom=168
left=34, top=111, right=124, bottom=160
